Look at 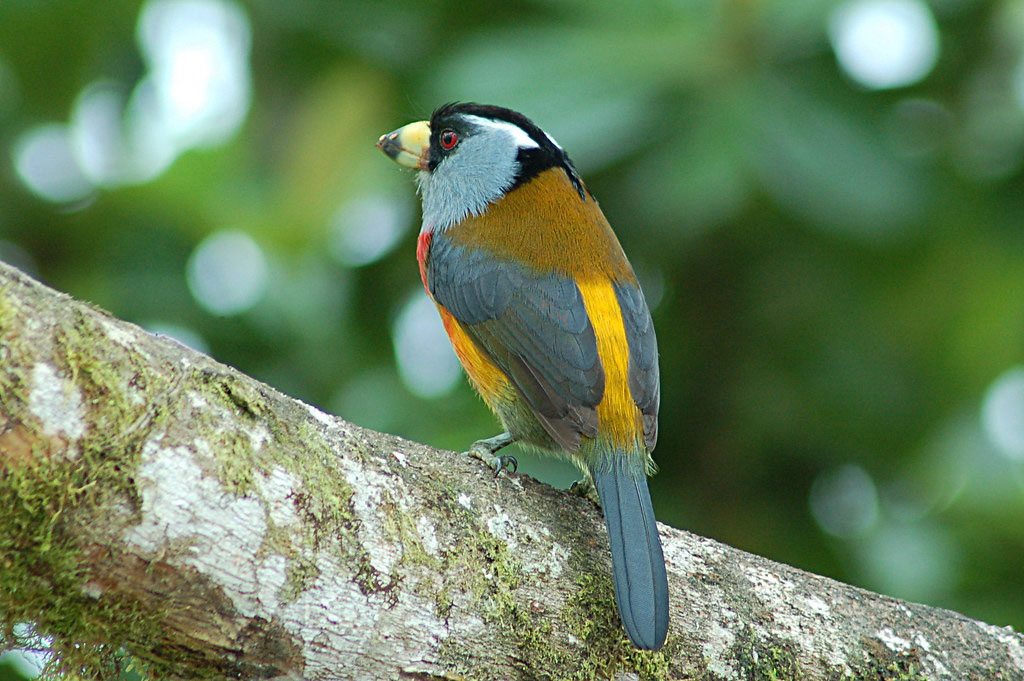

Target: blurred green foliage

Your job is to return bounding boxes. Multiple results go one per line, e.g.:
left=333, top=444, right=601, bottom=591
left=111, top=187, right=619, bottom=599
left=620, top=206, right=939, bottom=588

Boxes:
left=2, top=0, right=1024, bottom=677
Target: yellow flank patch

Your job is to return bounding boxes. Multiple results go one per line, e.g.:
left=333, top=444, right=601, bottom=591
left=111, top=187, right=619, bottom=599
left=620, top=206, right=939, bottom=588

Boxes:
left=435, top=304, right=511, bottom=407
left=576, top=279, right=642, bottom=448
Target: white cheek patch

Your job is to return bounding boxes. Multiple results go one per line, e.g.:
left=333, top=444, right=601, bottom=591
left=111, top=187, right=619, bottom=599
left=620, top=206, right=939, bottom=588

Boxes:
left=463, top=115, right=540, bottom=150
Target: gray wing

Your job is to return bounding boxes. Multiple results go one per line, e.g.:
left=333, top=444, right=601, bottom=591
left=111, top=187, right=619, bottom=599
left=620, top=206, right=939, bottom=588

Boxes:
left=428, top=234, right=604, bottom=451
left=613, top=281, right=660, bottom=451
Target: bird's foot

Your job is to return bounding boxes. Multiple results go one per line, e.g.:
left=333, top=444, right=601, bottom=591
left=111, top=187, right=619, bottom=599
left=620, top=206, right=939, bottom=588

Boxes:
left=465, top=433, right=517, bottom=478
left=570, top=477, right=601, bottom=506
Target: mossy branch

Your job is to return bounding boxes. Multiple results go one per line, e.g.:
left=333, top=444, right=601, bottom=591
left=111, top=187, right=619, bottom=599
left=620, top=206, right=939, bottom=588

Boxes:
left=0, top=259, right=1021, bottom=681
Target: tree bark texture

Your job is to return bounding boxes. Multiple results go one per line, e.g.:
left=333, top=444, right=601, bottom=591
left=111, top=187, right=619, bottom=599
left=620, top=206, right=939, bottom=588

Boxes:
left=0, top=260, right=1022, bottom=681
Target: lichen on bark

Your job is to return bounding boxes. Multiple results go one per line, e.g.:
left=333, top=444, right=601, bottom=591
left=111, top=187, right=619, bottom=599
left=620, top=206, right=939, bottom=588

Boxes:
left=2, top=260, right=1023, bottom=681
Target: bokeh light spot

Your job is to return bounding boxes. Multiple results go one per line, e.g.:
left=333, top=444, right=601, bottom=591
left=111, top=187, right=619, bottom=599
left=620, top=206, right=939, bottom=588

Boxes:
left=829, top=0, right=939, bottom=90
left=71, top=81, right=129, bottom=186
left=809, top=464, right=880, bottom=538
left=393, top=293, right=462, bottom=399
left=186, top=230, right=268, bottom=316
left=12, top=124, right=94, bottom=203
left=981, top=366, right=1024, bottom=461
left=856, top=522, right=959, bottom=602
left=1012, top=57, right=1024, bottom=114
left=11, top=0, right=251, bottom=197
left=330, top=368, right=406, bottom=433
left=635, top=262, right=666, bottom=311
left=123, top=78, right=179, bottom=182
left=329, top=194, right=411, bottom=267
left=136, top=0, right=252, bottom=150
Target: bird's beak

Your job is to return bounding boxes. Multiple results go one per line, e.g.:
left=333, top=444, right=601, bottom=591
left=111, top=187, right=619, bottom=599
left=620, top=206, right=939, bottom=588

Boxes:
left=376, top=121, right=430, bottom=170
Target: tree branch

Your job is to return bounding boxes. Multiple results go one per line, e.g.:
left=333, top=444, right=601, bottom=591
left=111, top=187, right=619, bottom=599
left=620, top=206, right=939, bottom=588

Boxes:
left=0, top=259, right=1020, bottom=681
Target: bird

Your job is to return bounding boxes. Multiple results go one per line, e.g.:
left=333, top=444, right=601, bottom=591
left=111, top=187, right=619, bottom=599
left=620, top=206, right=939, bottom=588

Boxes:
left=377, top=103, right=668, bottom=651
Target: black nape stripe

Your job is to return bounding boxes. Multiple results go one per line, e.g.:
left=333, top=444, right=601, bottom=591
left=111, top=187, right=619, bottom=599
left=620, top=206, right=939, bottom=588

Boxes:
left=515, top=147, right=587, bottom=201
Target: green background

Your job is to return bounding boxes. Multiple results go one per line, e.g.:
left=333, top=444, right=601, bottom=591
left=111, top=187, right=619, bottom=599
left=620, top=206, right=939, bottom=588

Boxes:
left=1, top=0, right=1023, bottom=676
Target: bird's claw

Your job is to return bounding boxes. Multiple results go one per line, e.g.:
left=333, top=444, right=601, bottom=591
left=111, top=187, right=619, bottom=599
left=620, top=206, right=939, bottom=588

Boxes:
left=468, top=449, right=518, bottom=477
left=466, top=440, right=517, bottom=477
left=570, top=478, right=601, bottom=506
left=492, top=454, right=518, bottom=477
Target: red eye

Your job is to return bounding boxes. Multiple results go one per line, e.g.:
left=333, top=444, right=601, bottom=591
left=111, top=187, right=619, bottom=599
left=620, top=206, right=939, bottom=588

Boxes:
left=439, top=129, right=458, bottom=150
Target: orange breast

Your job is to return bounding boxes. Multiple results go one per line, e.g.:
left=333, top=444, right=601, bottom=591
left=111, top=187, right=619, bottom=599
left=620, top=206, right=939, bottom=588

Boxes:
left=452, top=168, right=636, bottom=280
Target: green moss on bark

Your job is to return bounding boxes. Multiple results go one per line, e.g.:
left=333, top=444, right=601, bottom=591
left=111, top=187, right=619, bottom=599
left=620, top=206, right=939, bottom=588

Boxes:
left=0, top=298, right=172, bottom=679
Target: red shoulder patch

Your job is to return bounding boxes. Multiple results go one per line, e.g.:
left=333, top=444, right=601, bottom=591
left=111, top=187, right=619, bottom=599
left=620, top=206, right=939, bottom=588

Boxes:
left=416, top=231, right=432, bottom=291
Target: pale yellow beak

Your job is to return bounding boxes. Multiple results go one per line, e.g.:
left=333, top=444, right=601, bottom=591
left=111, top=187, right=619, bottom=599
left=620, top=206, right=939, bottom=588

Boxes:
left=376, top=121, right=431, bottom=170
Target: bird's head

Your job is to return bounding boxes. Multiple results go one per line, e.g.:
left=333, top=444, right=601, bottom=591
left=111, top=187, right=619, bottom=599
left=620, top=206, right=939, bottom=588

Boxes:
left=377, top=103, right=585, bottom=231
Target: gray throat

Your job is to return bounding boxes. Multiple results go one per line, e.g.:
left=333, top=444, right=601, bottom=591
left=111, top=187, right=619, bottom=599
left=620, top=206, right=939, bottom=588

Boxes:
left=416, top=134, right=520, bottom=233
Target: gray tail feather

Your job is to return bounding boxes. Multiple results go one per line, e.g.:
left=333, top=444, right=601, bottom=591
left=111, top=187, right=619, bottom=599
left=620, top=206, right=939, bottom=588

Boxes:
left=590, top=458, right=669, bottom=650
